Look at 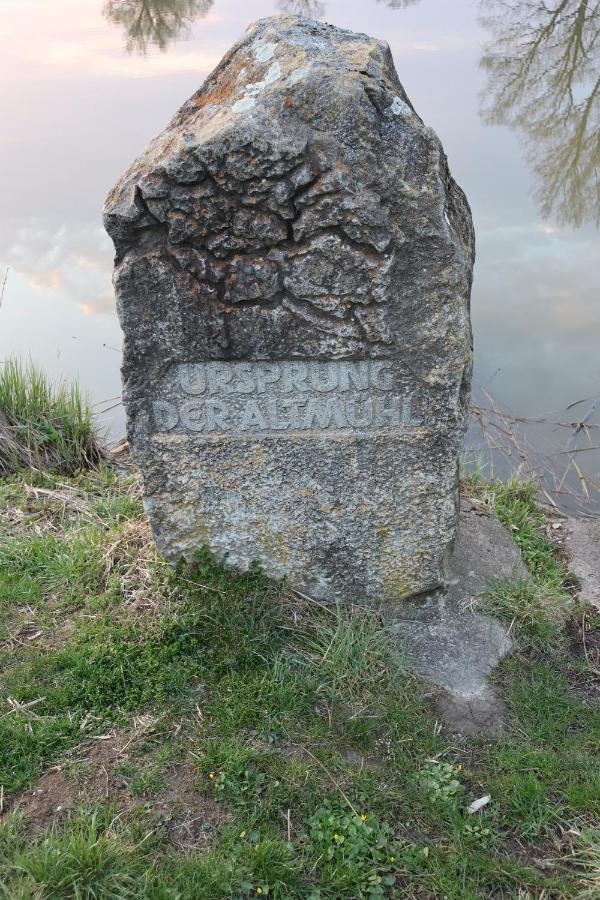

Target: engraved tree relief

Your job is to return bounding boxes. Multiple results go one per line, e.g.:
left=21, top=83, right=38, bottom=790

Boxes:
left=479, top=0, right=600, bottom=227
left=125, top=141, right=398, bottom=355
left=103, top=0, right=213, bottom=53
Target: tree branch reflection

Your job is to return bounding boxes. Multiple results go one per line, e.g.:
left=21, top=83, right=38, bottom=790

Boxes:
left=103, top=0, right=213, bottom=54
left=480, top=0, right=600, bottom=227
left=105, top=0, right=422, bottom=52
left=374, top=1, right=420, bottom=8
left=276, top=1, right=326, bottom=17
left=276, top=1, right=420, bottom=18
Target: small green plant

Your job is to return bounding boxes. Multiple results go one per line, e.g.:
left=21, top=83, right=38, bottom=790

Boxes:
left=117, top=761, right=166, bottom=798
left=210, top=767, right=268, bottom=806
left=419, top=760, right=463, bottom=805
left=461, top=820, right=492, bottom=845
left=306, top=802, right=403, bottom=898
left=0, top=358, right=103, bottom=475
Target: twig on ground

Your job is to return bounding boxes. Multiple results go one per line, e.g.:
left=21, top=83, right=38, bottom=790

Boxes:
left=290, top=742, right=359, bottom=817
left=468, top=389, right=600, bottom=518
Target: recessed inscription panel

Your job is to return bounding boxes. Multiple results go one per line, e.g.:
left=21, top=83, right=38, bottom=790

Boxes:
left=150, top=360, right=426, bottom=437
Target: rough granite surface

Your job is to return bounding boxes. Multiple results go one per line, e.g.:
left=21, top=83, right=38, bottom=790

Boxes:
left=104, top=14, right=475, bottom=602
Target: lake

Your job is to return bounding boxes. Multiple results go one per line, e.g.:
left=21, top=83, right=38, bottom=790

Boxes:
left=1, top=0, right=598, bottom=509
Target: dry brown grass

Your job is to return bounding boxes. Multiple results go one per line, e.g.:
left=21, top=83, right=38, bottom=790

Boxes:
left=101, top=517, right=171, bottom=618
left=469, top=390, right=600, bottom=518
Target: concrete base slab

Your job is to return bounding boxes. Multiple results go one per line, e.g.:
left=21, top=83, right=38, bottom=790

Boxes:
left=436, top=685, right=507, bottom=738
left=386, top=498, right=530, bottom=735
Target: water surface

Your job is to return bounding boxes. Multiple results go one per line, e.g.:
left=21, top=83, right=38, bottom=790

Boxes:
left=1, top=0, right=598, bottom=501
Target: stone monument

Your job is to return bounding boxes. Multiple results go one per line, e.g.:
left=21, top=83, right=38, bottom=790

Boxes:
left=104, top=14, right=474, bottom=602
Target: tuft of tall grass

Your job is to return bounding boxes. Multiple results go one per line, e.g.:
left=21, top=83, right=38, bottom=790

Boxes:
left=573, top=828, right=600, bottom=897
left=0, top=358, right=104, bottom=476
left=0, top=806, right=150, bottom=899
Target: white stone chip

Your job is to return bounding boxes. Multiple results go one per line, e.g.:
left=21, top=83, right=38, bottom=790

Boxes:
left=467, top=795, right=491, bottom=815
left=390, top=95, right=412, bottom=116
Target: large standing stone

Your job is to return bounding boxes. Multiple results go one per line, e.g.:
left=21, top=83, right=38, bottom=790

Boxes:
left=104, top=14, right=474, bottom=602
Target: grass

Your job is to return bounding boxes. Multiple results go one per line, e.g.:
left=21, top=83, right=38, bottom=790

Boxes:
left=0, top=465, right=598, bottom=897
left=465, top=475, right=573, bottom=646
left=0, top=806, right=156, bottom=899
left=0, top=358, right=103, bottom=476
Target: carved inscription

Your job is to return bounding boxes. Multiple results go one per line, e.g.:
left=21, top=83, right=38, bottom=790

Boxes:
left=151, top=361, right=424, bottom=436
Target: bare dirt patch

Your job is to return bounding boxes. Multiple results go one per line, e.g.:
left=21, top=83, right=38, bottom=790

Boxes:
left=154, top=763, right=232, bottom=853
left=3, top=729, right=133, bottom=831
left=2, top=725, right=231, bottom=852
